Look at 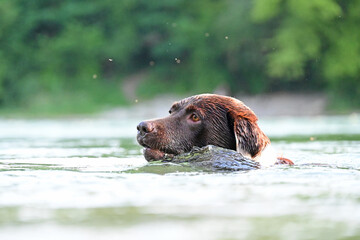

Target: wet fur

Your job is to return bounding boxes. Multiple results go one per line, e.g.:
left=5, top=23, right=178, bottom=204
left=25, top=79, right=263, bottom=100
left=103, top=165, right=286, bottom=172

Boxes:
left=137, top=94, right=293, bottom=165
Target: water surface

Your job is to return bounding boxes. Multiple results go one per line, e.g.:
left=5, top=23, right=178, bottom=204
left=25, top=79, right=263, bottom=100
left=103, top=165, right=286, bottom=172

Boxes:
left=0, top=115, right=360, bottom=240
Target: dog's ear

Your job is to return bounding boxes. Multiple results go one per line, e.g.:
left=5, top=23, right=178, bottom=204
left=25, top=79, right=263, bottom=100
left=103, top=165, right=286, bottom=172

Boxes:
left=228, top=104, right=270, bottom=159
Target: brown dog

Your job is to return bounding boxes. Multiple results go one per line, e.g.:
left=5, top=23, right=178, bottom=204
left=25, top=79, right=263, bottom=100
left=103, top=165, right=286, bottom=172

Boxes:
left=137, top=94, right=293, bottom=166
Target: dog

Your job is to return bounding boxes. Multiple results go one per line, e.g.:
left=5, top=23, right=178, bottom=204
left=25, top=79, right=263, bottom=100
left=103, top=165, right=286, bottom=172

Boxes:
left=137, top=94, right=293, bottom=166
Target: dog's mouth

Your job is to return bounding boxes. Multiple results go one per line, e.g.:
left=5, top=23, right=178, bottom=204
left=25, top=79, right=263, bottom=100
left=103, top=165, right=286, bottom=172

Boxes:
left=137, top=136, right=177, bottom=161
left=141, top=147, right=176, bottom=162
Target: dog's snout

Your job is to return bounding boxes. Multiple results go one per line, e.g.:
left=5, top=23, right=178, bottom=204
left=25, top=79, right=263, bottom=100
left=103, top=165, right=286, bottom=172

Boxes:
left=137, top=121, right=154, bottom=134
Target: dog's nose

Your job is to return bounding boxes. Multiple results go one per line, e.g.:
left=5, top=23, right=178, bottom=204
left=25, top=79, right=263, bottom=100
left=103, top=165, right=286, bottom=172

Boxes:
left=137, top=121, right=154, bottom=134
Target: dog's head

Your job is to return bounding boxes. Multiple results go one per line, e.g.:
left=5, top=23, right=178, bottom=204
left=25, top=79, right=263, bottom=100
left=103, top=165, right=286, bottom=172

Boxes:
left=137, top=94, right=270, bottom=161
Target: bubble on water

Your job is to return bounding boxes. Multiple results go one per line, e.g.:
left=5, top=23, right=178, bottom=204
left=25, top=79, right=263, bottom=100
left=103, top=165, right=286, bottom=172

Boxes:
left=225, top=36, right=229, bottom=40
left=205, top=33, right=210, bottom=37
left=92, top=74, right=97, bottom=79
left=108, top=58, right=113, bottom=62
left=175, top=58, right=181, bottom=64
left=149, top=61, right=155, bottom=66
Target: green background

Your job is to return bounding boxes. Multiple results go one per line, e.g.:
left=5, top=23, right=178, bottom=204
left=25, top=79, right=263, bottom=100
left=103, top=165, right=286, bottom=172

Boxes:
left=1, top=0, right=359, bottom=115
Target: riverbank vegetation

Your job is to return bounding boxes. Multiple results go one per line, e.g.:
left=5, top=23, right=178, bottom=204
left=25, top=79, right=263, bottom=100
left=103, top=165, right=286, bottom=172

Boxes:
left=0, top=0, right=359, bottom=115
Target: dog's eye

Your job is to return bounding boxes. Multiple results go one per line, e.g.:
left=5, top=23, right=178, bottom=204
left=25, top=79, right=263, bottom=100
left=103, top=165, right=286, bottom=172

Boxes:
left=190, top=113, right=200, bottom=122
left=169, top=110, right=172, bottom=114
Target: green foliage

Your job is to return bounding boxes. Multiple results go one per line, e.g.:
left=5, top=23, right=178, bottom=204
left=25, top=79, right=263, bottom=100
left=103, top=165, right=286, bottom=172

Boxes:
left=252, top=0, right=360, bottom=104
left=0, top=0, right=359, bottom=115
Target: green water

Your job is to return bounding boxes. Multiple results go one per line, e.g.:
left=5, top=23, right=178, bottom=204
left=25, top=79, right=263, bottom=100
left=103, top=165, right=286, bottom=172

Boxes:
left=0, top=116, right=359, bottom=240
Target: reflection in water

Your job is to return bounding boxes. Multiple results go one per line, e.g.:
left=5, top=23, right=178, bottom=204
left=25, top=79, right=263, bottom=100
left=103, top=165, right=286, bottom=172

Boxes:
left=0, top=116, right=359, bottom=240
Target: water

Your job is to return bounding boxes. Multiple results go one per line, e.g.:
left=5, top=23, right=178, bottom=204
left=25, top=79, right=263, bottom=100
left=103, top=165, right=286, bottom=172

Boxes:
left=0, top=115, right=360, bottom=240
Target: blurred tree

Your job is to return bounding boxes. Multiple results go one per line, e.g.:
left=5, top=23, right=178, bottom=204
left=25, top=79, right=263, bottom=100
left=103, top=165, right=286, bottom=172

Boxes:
left=252, top=0, right=360, bottom=106
left=0, top=0, right=359, bottom=114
